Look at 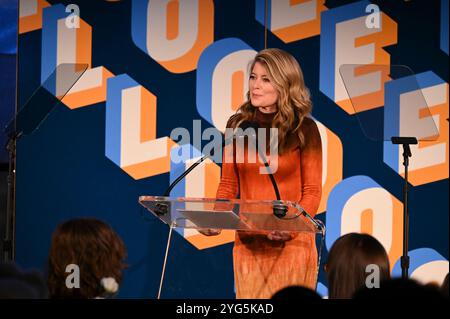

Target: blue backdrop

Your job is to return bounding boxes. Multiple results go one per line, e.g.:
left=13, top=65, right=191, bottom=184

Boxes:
left=15, top=0, right=448, bottom=298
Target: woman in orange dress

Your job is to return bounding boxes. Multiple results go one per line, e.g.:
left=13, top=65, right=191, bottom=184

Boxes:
left=204, top=48, right=322, bottom=299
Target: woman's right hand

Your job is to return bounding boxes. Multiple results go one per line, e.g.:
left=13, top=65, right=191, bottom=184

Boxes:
left=198, top=229, right=222, bottom=236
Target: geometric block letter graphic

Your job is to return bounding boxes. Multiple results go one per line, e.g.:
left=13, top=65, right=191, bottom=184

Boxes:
left=196, top=38, right=256, bottom=132
left=19, top=0, right=50, bottom=34
left=383, top=72, right=449, bottom=186
left=326, top=176, right=403, bottom=269
left=392, top=249, right=449, bottom=286
left=41, top=4, right=113, bottom=108
left=105, top=74, right=176, bottom=179
left=131, top=0, right=214, bottom=73
left=255, top=0, right=327, bottom=43
left=314, top=119, right=343, bottom=215
left=169, top=144, right=234, bottom=250
left=320, top=0, right=397, bottom=114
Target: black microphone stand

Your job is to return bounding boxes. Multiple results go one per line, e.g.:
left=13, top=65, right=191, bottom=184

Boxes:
left=253, top=139, right=286, bottom=218
left=1, top=63, right=87, bottom=262
left=158, top=122, right=255, bottom=215
left=163, top=155, right=208, bottom=198
left=391, top=136, right=418, bottom=280
left=3, top=131, right=20, bottom=262
left=245, top=123, right=292, bottom=219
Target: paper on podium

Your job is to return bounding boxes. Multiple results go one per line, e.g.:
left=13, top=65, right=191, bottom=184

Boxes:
left=177, top=209, right=250, bottom=230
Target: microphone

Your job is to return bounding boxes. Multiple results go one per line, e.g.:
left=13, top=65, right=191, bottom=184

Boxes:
left=161, top=120, right=290, bottom=220
left=248, top=123, right=319, bottom=226
left=162, top=121, right=257, bottom=199
left=244, top=122, right=288, bottom=218
left=236, top=121, right=323, bottom=225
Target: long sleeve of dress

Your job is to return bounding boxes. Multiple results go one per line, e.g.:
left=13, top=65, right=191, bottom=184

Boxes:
left=215, top=122, right=239, bottom=200
left=215, top=155, right=239, bottom=200
left=298, top=118, right=322, bottom=217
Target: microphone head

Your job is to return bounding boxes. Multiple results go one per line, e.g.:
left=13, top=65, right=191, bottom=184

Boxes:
left=273, top=203, right=288, bottom=218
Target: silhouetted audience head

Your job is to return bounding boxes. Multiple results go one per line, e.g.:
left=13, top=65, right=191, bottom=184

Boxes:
left=353, top=278, right=447, bottom=300
left=0, top=262, right=48, bottom=298
left=325, top=233, right=390, bottom=299
left=441, top=273, right=449, bottom=299
left=47, top=218, right=127, bottom=299
left=271, top=285, right=322, bottom=300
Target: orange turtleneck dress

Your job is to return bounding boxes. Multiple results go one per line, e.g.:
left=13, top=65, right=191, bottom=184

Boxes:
left=215, top=109, right=322, bottom=299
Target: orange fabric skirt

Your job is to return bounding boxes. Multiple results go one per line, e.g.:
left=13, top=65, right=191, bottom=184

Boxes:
left=233, top=231, right=318, bottom=299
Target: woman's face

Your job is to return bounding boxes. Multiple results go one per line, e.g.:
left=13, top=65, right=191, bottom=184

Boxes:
left=249, top=62, right=278, bottom=113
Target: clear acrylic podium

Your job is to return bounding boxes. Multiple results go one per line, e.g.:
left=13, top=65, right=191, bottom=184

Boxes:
left=139, top=196, right=325, bottom=299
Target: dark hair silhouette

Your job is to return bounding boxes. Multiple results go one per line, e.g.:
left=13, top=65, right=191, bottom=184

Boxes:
left=353, top=278, right=447, bottom=300
left=441, top=273, right=449, bottom=299
left=326, top=233, right=390, bottom=299
left=0, top=262, right=48, bottom=298
left=272, top=285, right=322, bottom=300
left=47, top=218, right=127, bottom=298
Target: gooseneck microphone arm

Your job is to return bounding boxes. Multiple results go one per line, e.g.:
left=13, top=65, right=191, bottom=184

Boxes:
left=163, top=121, right=256, bottom=197
left=253, top=141, right=286, bottom=217
left=244, top=122, right=287, bottom=218
left=260, top=155, right=281, bottom=200
left=257, top=154, right=287, bottom=218
left=157, top=136, right=225, bottom=215
left=163, top=121, right=303, bottom=221
left=163, top=155, right=207, bottom=197
left=249, top=122, right=318, bottom=224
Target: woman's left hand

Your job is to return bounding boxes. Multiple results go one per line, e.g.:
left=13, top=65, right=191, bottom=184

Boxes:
left=267, top=231, right=292, bottom=241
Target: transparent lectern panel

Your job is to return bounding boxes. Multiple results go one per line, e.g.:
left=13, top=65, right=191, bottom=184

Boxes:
left=138, top=196, right=320, bottom=233
left=339, top=64, right=439, bottom=142
left=5, top=63, right=88, bottom=137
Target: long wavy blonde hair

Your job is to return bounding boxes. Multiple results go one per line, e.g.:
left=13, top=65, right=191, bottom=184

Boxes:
left=229, top=48, right=312, bottom=154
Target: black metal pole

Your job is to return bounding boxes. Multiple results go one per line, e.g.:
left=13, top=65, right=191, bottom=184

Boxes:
left=2, top=7, right=20, bottom=262
left=3, top=134, right=17, bottom=262
left=401, top=143, right=410, bottom=280
left=391, top=136, right=417, bottom=280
